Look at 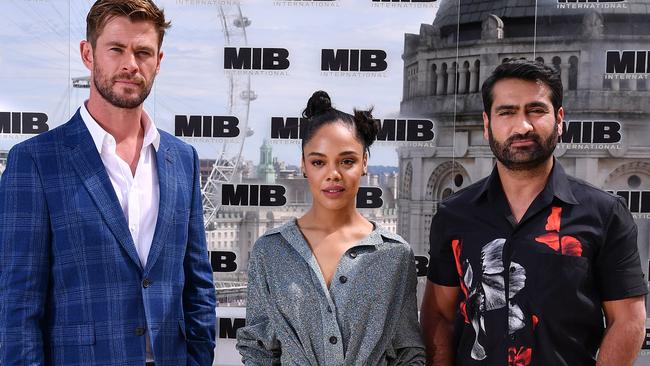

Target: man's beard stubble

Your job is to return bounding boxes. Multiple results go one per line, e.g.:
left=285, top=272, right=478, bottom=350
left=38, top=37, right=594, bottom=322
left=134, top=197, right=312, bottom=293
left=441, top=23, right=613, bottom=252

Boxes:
left=93, top=64, right=154, bottom=109
left=488, top=120, right=559, bottom=171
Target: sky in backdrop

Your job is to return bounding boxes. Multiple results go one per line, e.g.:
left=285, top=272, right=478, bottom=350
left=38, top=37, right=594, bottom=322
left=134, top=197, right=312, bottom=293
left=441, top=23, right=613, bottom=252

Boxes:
left=0, top=0, right=440, bottom=166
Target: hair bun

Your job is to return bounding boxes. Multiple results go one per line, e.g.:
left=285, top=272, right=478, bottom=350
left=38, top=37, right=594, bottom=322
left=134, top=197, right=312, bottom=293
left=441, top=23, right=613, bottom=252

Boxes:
left=353, top=108, right=378, bottom=149
left=302, top=90, right=332, bottom=119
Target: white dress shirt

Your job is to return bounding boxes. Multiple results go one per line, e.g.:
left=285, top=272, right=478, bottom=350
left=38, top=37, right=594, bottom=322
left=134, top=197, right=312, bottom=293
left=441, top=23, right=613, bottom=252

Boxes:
left=80, top=102, right=160, bottom=362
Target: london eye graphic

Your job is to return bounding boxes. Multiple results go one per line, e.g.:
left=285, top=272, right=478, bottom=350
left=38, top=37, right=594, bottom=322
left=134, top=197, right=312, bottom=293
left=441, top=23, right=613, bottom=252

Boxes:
left=201, top=4, right=256, bottom=228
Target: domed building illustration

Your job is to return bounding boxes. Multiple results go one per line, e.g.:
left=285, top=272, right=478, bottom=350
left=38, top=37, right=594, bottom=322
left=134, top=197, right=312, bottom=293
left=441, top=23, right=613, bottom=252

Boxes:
left=398, top=0, right=650, bottom=270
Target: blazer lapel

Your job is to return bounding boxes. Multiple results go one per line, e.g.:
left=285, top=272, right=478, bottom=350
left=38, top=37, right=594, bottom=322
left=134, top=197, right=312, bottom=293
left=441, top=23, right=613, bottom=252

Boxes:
left=144, top=138, right=176, bottom=275
left=63, top=111, right=144, bottom=271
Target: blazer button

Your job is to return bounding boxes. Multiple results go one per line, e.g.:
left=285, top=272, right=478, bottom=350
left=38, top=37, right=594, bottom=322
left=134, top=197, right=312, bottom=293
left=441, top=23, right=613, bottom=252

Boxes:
left=339, top=276, right=348, bottom=284
left=349, top=251, right=357, bottom=259
left=135, top=326, right=146, bottom=336
left=329, top=336, right=338, bottom=344
left=142, top=278, right=152, bottom=288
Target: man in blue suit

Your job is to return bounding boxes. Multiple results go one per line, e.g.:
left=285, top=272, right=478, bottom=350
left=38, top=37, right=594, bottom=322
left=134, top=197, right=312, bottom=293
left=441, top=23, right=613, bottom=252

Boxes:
left=0, top=1, right=217, bottom=364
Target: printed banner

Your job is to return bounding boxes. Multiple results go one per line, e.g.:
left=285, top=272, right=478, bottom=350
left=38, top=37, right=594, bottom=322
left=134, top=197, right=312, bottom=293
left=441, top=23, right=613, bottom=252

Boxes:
left=1, top=0, right=649, bottom=364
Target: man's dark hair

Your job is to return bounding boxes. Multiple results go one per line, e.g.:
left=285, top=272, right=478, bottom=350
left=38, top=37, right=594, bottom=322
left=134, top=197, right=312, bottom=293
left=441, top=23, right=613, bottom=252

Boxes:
left=481, top=59, right=563, bottom=118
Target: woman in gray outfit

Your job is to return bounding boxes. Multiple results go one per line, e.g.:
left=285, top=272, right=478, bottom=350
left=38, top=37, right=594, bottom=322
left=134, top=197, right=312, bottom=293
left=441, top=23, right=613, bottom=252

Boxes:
left=236, top=91, right=425, bottom=366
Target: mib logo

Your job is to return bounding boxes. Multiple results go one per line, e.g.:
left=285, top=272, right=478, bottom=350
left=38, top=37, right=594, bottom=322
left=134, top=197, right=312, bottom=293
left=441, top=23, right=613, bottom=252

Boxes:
left=174, top=115, right=240, bottom=140
left=557, top=0, right=626, bottom=9
left=605, top=51, right=649, bottom=80
left=222, top=184, right=287, bottom=207
left=217, top=317, right=245, bottom=339
left=375, top=119, right=435, bottom=145
left=357, top=187, right=383, bottom=209
left=0, top=112, right=49, bottom=136
left=321, top=49, right=387, bottom=77
left=220, top=183, right=383, bottom=208
left=210, top=250, right=238, bottom=273
left=223, top=47, right=290, bottom=76
left=558, top=120, right=621, bottom=150
left=606, top=51, right=650, bottom=73
left=270, top=117, right=307, bottom=142
left=608, top=190, right=650, bottom=219
left=270, top=117, right=434, bottom=145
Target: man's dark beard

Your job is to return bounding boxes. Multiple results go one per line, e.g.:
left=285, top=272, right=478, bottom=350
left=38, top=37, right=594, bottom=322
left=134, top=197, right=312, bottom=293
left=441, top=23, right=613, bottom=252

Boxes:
left=488, top=121, right=558, bottom=171
left=93, top=67, right=153, bottom=109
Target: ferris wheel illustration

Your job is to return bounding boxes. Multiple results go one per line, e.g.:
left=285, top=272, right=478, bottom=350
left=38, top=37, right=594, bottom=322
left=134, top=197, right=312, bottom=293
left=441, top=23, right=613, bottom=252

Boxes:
left=201, top=4, right=256, bottom=228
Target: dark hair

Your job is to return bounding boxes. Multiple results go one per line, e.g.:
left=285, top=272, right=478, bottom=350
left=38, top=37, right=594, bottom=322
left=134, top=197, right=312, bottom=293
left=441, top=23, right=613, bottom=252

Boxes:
left=301, top=90, right=379, bottom=155
left=481, top=59, right=563, bottom=118
left=86, top=0, right=171, bottom=48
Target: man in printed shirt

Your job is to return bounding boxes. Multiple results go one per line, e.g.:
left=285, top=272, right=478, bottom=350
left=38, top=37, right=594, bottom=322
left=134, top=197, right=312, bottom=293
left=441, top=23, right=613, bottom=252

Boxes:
left=420, top=59, right=647, bottom=365
left=0, top=1, right=216, bottom=365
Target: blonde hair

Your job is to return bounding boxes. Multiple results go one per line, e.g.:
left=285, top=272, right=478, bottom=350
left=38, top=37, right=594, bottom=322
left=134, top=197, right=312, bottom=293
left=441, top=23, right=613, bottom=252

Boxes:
left=86, top=0, right=171, bottom=48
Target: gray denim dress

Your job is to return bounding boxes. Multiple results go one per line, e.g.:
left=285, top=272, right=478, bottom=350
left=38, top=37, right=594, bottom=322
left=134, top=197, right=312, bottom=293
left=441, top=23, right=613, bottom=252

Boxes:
left=236, top=219, right=425, bottom=366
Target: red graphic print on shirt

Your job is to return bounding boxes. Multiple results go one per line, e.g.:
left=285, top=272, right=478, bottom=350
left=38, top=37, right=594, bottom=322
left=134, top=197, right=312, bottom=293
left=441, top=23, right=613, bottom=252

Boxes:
left=545, top=206, right=562, bottom=231
left=457, top=239, right=527, bottom=361
left=508, top=346, right=532, bottom=366
left=451, top=239, right=469, bottom=323
left=535, top=207, right=583, bottom=256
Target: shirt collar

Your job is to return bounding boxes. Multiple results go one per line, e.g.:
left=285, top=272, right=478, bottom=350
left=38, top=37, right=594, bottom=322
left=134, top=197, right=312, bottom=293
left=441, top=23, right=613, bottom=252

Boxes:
left=141, top=110, right=160, bottom=151
left=472, top=158, right=579, bottom=205
left=262, top=218, right=406, bottom=257
left=80, top=101, right=160, bottom=153
left=547, top=160, right=579, bottom=205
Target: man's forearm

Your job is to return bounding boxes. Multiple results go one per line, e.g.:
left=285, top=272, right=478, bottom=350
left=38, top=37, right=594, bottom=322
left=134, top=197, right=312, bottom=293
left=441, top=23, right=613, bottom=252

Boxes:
left=421, top=282, right=460, bottom=366
left=422, top=318, right=455, bottom=366
left=596, top=320, right=645, bottom=366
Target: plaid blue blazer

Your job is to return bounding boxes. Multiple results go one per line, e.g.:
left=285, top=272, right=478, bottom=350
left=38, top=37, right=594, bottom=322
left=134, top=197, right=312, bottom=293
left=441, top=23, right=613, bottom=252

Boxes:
left=0, top=111, right=216, bottom=365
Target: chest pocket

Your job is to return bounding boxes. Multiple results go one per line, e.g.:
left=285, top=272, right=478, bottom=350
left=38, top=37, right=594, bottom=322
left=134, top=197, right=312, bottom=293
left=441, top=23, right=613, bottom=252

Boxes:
left=527, top=252, right=596, bottom=323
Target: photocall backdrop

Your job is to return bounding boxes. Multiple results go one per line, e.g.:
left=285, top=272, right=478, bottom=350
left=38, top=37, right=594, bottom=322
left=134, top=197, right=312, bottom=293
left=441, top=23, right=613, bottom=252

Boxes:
left=1, top=0, right=649, bottom=364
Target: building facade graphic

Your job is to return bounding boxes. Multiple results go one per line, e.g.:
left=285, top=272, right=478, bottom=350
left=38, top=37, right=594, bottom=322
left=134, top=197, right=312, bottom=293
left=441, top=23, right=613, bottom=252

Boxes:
left=399, top=1, right=650, bottom=285
left=3, top=1, right=650, bottom=363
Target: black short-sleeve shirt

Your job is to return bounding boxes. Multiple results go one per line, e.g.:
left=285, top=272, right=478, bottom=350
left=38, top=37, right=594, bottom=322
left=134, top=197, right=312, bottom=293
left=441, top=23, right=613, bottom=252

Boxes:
left=427, top=160, right=648, bottom=366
